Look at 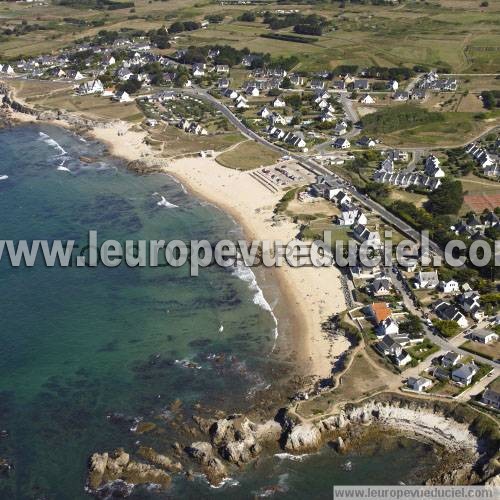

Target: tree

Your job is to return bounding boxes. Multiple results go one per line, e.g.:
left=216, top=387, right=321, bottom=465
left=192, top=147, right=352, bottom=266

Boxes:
left=281, top=76, right=292, bottom=89
left=239, top=12, right=256, bottom=22
left=432, top=319, right=460, bottom=338
left=119, top=77, right=142, bottom=94
left=285, top=93, right=302, bottom=110
left=206, top=14, right=224, bottom=24
left=399, top=314, right=423, bottom=337
left=427, top=178, right=463, bottom=215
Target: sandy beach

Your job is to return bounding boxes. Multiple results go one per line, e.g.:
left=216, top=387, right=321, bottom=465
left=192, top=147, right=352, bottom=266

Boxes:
left=9, top=113, right=349, bottom=380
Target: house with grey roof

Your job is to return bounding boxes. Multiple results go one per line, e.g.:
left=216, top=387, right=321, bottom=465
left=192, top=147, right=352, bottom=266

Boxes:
left=407, top=377, right=432, bottom=392
left=414, top=270, right=439, bottom=289
left=482, top=386, right=500, bottom=410
left=434, top=300, right=469, bottom=328
left=452, top=362, right=478, bottom=386
left=442, top=351, right=462, bottom=368
left=470, top=329, right=498, bottom=344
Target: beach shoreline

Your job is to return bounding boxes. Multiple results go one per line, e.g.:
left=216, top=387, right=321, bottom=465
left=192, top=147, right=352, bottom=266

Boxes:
left=8, top=108, right=349, bottom=382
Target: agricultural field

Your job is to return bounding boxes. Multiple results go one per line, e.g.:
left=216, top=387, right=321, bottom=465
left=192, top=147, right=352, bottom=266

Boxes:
left=0, top=0, right=499, bottom=74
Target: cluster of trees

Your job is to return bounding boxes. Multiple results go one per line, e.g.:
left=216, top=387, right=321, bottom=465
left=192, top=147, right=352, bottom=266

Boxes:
left=293, top=24, right=324, bottom=36
left=432, top=320, right=460, bottom=338
left=262, top=12, right=329, bottom=34
left=362, top=104, right=444, bottom=134
left=205, top=14, right=224, bottom=24
left=210, top=45, right=250, bottom=67
left=238, top=12, right=256, bottom=22
left=57, top=0, right=134, bottom=10
left=427, top=178, right=464, bottom=215
left=363, top=66, right=415, bottom=81
left=261, top=33, right=318, bottom=44
left=150, top=28, right=169, bottom=49
left=399, top=314, right=424, bottom=337
left=118, top=76, right=142, bottom=94
left=3, top=22, right=47, bottom=36
left=168, top=21, right=201, bottom=34
left=480, top=90, right=500, bottom=110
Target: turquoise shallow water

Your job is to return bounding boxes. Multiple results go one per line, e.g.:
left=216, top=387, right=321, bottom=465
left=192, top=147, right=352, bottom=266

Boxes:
left=0, top=124, right=438, bottom=499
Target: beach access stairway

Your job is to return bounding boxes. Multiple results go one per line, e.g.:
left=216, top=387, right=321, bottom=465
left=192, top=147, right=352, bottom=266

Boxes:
left=249, top=170, right=279, bottom=193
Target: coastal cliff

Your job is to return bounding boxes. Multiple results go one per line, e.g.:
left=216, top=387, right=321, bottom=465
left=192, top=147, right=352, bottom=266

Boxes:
left=86, top=393, right=500, bottom=495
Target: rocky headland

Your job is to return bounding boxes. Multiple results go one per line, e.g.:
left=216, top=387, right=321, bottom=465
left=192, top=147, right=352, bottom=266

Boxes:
left=86, top=393, right=500, bottom=496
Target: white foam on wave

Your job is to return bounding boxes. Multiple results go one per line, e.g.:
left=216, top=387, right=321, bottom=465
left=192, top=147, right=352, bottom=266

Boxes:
left=232, top=261, right=278, bottom=342
left=56, top=158, right=71, bottom=173
left=274, top=452, right=314, bottom=462
left=0, top=175, right=8, bottom=181
left=153, top=192, right=178, bottom=208
left=39, top=131, right=67, bottom=157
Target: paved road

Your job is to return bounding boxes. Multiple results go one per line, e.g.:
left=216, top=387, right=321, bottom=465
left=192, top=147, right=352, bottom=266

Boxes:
left=182, top=87, right=446, bottom=256
left=388, top=266, right=498, bottom=369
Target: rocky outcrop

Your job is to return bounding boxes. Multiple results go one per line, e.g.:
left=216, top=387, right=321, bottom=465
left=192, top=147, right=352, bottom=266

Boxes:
left=208, top=414, right=281, bottom=466
left=284, top=422, right=322, bottom=452
left=185, top=441, right=227, bottom=486
left=87, top=449, right=171, bottom=494
left=137, top=446, right=182, bottom=473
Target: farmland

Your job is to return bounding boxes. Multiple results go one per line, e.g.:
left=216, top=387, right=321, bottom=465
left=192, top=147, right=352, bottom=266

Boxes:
left=0, top=1, right=499, bottom=73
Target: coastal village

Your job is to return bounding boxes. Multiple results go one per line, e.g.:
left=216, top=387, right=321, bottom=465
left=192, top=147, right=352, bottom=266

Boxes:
left=0, top=0, right=499, bottom=495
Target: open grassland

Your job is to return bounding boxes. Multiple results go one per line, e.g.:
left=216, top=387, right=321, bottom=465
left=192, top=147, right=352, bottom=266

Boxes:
left=215, top=139, right=281, bottom=170
left=0, top=1, right=499, bottom=73
left=460, top=341, right=500, bottom=362
left=461, top=173, right=500, bottom=213
left=153, top=126, right=242, bottom=158
left=379, top=112, right=499, bottom=147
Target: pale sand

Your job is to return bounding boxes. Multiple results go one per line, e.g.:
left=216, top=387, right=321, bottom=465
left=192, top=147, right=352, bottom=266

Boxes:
left=163, top=156, right=349, bottom=380
left=10, top=115, right=349, bottom=380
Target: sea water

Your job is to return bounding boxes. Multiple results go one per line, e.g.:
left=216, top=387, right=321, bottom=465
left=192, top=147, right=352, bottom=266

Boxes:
left=0, top=124, right=438, bottom=499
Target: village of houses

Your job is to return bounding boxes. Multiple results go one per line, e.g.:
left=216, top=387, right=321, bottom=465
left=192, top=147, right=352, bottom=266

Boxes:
left=1, top=31, right=499, bottom=414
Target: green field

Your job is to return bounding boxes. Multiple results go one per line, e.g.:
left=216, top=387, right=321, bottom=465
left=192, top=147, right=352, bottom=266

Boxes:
left=215, top=139, right=281, bottom=170
left=1, top=1, right=499, bottom=73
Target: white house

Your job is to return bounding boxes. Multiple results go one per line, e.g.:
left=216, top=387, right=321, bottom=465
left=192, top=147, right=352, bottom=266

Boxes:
left=452, top=362, right=478, bottom=386
left=359, top=94, right=375, bottom=104
left=352, top=223, right=382, bottom=249
left=407, top=377, right=432, bottom=392
left=425, top=155, right=445, bottom=178
left=378, top=317, right=399, bottom=336
left=388, top=80, right=399, bottom=91
left=482, top=387, right=500, bottom=410
left=113, top=90, right=132, bottom=103
left=246, top=86, right=260, bottom=97
left=438, top=280, right=460, bottom=294
left=337, top=209, right=367, bottom=226
left=258, top=107, right=271, bottom=119
left=0, top=64, right=15, bottom=75
left=272, top=97, right=286, bottom=108
left=471, top=330, right=499, bottom=344
left=434, top=301, right=469, bottom=328
left=442, top=351, right=462, bottom=368
left=334, top=121, right=348, bottom=135
left=371, top=276, right=393, bottom=297
left=77, top=79, right=104, bottom=95
left=333, top=138, right=350, bottom=149
left=414, top=270, right=439, bottom=289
